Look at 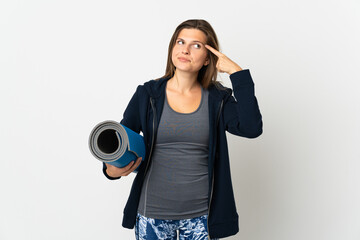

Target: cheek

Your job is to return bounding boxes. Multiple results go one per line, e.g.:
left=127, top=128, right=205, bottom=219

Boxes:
left=171, top=46, right=179, bottom=60
left=195, top=51, right=208, bottom=63
left=172, top=45, right=180, bottom=55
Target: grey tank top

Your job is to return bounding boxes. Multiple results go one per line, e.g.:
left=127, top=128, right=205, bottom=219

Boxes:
left=137, top=87, right=209, bottom=220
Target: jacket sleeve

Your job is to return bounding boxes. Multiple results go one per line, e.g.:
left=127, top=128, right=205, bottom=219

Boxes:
left=102, top=85, right=143, bottom=180
left=120, top=85, right=142, bottom=134
left=223, top=69, right=263, bottom=138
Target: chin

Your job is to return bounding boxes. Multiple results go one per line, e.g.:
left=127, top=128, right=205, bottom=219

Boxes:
left=174, top=64, right=202, bottom=74
left=175, top=67, right=198, bottom=74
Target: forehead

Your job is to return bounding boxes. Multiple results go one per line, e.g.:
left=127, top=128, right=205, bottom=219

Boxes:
left=177, top=28, right=207, bottom=43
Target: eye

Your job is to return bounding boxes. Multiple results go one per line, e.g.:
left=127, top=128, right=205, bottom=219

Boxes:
left=177, top=40, right=184, bottom=45
left=193, top=43, right=201, bottom=49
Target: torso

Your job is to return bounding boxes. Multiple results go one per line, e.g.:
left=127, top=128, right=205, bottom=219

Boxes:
left=137, top=86, right=210, bottom=220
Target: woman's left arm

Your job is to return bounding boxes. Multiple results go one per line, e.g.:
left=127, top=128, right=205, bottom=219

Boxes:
left=206, top=45, right=263, bottom=138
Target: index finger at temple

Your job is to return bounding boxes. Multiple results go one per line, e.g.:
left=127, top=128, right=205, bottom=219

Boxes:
left=205, top=45, right=222, bottom=56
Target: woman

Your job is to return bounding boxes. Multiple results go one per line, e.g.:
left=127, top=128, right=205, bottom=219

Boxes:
left=103, top=19, right=263, bottom=240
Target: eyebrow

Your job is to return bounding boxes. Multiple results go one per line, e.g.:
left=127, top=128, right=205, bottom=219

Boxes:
left=176, top=38, right=205, bottom=45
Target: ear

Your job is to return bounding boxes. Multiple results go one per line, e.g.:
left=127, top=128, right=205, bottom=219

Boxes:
left=204, top=58, right=210, bottom=66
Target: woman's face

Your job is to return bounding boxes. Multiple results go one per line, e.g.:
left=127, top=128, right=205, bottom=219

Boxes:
left=171, top=28, right=209, bottom=74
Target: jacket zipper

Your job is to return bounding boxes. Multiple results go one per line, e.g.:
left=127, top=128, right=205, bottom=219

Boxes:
left=142, top=97, right=157, bottom=216
left=207, top=99, right=224, bottom=239
left=144, top=97, right=156, bottom=175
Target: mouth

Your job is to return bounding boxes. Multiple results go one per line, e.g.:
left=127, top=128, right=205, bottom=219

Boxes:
left=178, top=57, right=190, bottom=62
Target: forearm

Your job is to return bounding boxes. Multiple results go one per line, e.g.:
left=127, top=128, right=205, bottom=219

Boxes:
left=226, top=69, right=263, bottom=138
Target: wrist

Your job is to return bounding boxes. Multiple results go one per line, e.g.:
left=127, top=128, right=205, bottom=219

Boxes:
left=229, top=66, right=243, bottom=75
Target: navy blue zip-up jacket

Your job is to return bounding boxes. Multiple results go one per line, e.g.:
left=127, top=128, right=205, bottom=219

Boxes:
left=102, top=69, right=263, bottom=239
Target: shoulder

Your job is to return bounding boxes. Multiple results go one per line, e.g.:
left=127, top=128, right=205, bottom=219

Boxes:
left=132, top=79, right=156, bottom=95
left=128, top=77, right=168, bottom=100
left=142, top=77, right=169, bottom=97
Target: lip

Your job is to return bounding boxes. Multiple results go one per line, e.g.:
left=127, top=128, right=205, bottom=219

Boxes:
left=178, top=57, right=190, bottom=62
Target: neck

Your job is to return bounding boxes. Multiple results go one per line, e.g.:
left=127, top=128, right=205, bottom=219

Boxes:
left=168, top=70, right=200, bottom=93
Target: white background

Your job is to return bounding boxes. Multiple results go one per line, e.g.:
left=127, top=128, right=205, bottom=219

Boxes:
left=1, top=0, right=359, bottom=239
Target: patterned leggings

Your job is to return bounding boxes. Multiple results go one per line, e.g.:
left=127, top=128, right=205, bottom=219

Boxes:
left=135, top=213, right=219, bottom=240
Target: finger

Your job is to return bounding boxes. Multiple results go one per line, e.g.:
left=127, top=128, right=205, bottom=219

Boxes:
left=130, top=157, right=142, bottom=171
left=216, top=61, right=222, bottom=71
left=123, top=158, right=142, bottom=176
left=121, top=163, right=135, bottom=176
left=205, top=44, right=222, bottom=57
left=123, top=161, right=135, bottom=172
left=134, top=157, right=142, bottom=167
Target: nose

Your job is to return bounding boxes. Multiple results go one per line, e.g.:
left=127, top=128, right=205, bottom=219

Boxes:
left=181, top=44, right=190, bottom=55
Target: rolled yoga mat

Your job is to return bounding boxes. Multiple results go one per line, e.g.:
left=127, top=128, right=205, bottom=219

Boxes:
left=89, top=120, right=145, bottom=173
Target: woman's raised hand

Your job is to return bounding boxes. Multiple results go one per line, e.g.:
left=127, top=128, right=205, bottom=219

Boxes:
left=205, top=45, right=243, bottom=75
left=105, top=157, right=142, bottom=177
